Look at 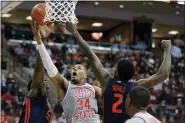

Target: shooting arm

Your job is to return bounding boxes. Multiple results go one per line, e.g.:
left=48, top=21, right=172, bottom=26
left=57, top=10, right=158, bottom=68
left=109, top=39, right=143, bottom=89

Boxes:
left=37, top=39, right=68, bottom=95
left=27, top=52, right=45, bottom=97
left=136, top=49, right=171, bottom=88
left=32, top=38, right=47, bottom=85
left=72, top=30, right=112, bottom=87
left=32, top=53, right=44, bottom=85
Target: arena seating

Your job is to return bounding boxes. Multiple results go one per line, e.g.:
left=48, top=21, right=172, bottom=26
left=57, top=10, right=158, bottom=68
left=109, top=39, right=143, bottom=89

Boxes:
left=1, top=23, right=185, bottom=123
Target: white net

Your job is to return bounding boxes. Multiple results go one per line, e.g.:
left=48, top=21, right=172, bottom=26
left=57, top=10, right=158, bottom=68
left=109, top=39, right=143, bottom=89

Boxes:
left=44, top=0, right=78, bottom=24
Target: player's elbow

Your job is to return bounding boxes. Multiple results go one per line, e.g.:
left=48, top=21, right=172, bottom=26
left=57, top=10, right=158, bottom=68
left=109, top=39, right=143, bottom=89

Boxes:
left=156, top=72, right=169, bottom=82
left=161, top=74, right=168, bottom=82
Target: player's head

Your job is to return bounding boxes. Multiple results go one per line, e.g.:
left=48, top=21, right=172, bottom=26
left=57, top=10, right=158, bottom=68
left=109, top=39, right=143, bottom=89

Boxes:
left=114, top=59, right=135, bottom=82
left=125, top=86, right=150, bottom=117
left=71, top=64, right=87, bottom=85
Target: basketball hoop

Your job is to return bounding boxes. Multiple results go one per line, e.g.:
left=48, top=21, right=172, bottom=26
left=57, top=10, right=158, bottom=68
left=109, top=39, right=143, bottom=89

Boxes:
left=44, top=0, right=78, bottom=24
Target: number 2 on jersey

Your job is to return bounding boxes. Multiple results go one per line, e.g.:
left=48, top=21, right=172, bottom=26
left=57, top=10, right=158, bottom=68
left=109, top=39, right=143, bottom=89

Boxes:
left=112, top=93, right=123, bottom=113
left=77, top=99, right=91, bottom=110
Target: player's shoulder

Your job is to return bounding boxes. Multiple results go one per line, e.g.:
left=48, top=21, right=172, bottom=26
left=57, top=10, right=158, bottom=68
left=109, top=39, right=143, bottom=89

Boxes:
left=25, top=95, right=48, bottom=104
left=84, top=82, right=92, bottom=86
left=107, top=78, right=134, bottom=87
left=125, top=117, right=146, bottom=123
left=106, top=78, right=118, bottom=86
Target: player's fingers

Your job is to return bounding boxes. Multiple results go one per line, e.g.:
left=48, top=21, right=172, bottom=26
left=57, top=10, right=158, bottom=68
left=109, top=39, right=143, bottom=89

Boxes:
left=161, top=40, right=165, bottom=47
left=48, top=23, right=54, bottom=29
left=33, top=21, right=37, bottom=31
left=34, top=21, right=37, bottom=27
left=31, top=21, right=37, bottom=34
left=161, top=39, right=167, bottom=44
left=31, top=21, right=34, bottom=29
left=36, top=23, right=40, bottom=30
left=31, top=21, right=36, bottom=29
left=65, top=22, right=69, bottom=27
left=38, top=29, right=42, bottom=35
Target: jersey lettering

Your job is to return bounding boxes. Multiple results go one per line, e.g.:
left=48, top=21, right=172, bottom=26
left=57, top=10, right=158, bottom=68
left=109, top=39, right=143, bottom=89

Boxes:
left=112, top=93, right=123, bottom=113
left=74, top=110, right=95, bottom=120
left=85, top=99, right=91, bottom=109
left=112, top=85, right=126, bottom=93
left=73, top=89, right=92, bottom=98
left=77, top=99, right=91, bottom=110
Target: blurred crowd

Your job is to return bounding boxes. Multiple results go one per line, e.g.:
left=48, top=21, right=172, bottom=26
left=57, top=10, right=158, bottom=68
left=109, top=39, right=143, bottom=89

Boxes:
left=1, top=73, right=67, bottom=123
left=1, top=24, right=185, bottom=123
left=1, top=73, right=24, bottom=123
left=5, top=37, right=185, bottom=122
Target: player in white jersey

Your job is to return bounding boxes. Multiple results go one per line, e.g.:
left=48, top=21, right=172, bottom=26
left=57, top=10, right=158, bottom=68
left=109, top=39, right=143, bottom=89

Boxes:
left=125, top=86, right=161, bottom=123
left=32, top=22, right=101, bottom=123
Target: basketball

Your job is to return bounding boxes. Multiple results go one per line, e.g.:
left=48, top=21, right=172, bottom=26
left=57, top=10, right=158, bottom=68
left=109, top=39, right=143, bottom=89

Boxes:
left=31, top=3, right=46, bottom=25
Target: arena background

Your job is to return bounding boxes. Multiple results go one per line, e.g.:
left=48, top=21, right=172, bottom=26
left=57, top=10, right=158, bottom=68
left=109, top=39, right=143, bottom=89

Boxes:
left=1, top=0, right=185, bottom=123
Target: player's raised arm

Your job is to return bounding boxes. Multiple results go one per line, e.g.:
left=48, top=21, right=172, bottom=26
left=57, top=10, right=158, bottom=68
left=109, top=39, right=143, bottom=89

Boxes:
left=32, top=21, right=68, bottom=97
left=136, top=40, right=171, bottom=89
left=65, top=23, right=112, bottom=87
left=27, top=52, right=45, bottom=97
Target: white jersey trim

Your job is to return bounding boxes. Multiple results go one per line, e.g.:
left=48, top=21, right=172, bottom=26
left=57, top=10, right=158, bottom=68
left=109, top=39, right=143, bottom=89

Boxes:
left=133, top=111, right=161, bottom=123
left=86, top=83, right=96, bottom=98
left=125, top=117, right=146, bottom=123
left=133, top=116, right=147, bottom=123
left=60, top=81, right=71, bottom=103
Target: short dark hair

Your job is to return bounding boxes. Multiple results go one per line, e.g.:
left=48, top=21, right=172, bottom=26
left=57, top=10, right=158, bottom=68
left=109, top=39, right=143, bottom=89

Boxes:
left=129, top=86, right=150, bottom=109
left=27, top=80, right=32, bottom=91
left=116, top=59, right=135, bottom=82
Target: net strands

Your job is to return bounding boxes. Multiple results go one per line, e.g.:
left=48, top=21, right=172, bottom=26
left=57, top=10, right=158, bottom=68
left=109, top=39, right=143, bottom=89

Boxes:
left=44, top=0, right=78, bottom=24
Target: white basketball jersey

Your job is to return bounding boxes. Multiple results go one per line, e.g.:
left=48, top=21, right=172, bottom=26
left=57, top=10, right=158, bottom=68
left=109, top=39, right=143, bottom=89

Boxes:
left=134, top=111, right=161, bottom=123
left=60, top=82, right=101, bottom=123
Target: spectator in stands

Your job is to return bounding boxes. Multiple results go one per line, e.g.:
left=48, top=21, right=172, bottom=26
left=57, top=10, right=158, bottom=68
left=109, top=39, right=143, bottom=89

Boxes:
left=156, top=100, right=167, bottom=121
left=66, top=36, right=75, bottom=45
left=62, top=65, right=71, bottom=80
left=1, top=74, right=7, bottom=94
left=46, top=45, right=53, bottom=57
left=178, top=59, right=185, bottom=73
left=5, top=73, right=19, bottom=96
left=176, top=98, right=185, bottom=121
left=57, top=112, right=67, bottom=123
left=1, top=110, right=9, bottom=123
left=16, top=89, right=24, bottom=109
left=6, top=73, right=14, bottom=82
left=171, top=43, right=182, bottom=66
left=15, top=45, right=24, bottom=55
left=64, top=55, right=72, bottom=65
left=68, top=44, right=77, bottom=55
left=1, top=74, right=7, bottom=86
left=2, top=92, right=16, bottom=115
left=6, top=78, right=19, bottom=96
left=174, top=37, right=184, bottom=47
left=28, top=51, right=36, bottom=68
left=60, top=43, right=68, bottom=60
left=54, top=58, right=63, bottom=72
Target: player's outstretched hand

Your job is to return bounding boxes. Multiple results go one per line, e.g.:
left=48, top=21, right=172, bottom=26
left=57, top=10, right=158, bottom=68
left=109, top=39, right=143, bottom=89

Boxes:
left=31, top=21, right=42, bottom=44
left=161, top=39, right=171, bottom=51
left=39, top=22, right=54, bottom=39
left=65, top=22, right=77, bottom=34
